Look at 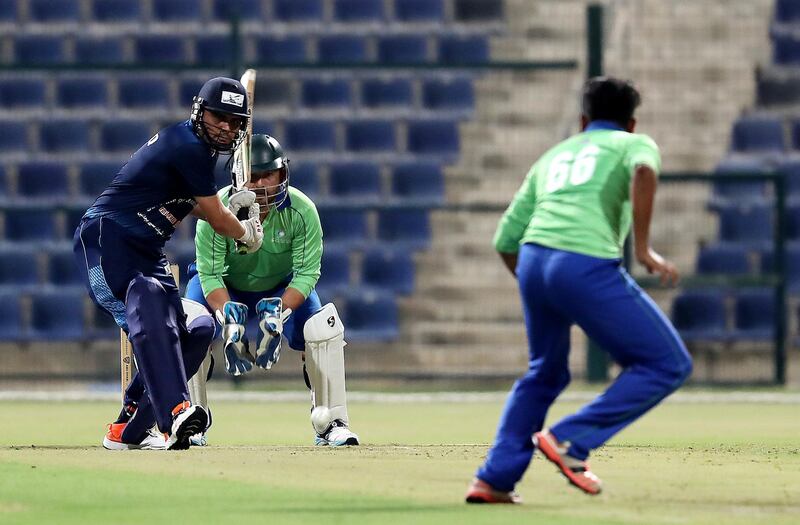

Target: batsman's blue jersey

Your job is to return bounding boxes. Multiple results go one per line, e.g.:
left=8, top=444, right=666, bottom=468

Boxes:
left=84, top=120, right=218, bottom=247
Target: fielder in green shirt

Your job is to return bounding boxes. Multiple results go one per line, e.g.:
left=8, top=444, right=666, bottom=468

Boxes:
left=184, top=134, right=359, bottom=447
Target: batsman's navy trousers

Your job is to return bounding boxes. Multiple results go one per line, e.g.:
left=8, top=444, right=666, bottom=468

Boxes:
left=477, top=243, right=692, bottom=492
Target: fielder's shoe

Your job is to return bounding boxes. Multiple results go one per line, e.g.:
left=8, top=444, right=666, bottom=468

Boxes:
left=103, top=423, right=167, bottom=451
left=314, top=419, right=359, bottom=447
left=166, top=401, right=208, bottom=451
left=465, top=478, right=521, bottom=504
left=533, top=430, right=603, bottom=495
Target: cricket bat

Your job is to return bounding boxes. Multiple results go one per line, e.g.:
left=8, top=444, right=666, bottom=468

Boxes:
left=232, top=68, right=257, bottom=254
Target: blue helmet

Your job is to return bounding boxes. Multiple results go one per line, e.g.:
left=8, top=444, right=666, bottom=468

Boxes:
left=190, top=77, right=250, bottom=152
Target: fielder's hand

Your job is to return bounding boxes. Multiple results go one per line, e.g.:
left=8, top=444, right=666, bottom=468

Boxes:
left=255, top=297, right=293, bottom=370
left=216, top=301, right=254, bottom=376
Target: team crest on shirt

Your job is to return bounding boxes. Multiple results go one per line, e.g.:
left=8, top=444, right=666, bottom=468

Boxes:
left=273, top=229, right=290, bottom=244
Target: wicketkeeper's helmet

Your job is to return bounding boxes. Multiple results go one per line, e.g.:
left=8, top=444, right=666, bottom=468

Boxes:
left=250, top=134, right=290, bottom=209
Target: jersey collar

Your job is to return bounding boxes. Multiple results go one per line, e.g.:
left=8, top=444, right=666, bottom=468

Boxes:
left=584, top=120, right=625, bottom=132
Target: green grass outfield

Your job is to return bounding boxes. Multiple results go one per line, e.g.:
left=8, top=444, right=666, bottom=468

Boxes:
left=0, top=397, right=799, bottom=525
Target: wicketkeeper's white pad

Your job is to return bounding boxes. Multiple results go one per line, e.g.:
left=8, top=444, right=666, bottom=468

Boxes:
left=304, top=303, right=349, bottom=432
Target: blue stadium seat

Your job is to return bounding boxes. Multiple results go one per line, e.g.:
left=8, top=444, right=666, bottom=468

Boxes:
left=56, top=77, right=108, bottom=109
left=377, top=208, right=430, bottom=249
left=74, top=37, right=126, bottom=65
left=289, top=162, right=320, bottom=198
left=0, top=0, right=18, bottom=22
left=760, top=243, right=800, bottom=292
left=91, top=0, right=142, bottom=22
left=361, top=77, right=413, bottom=109
left=757, top=74, right=800, bottom=107
left=711, top=157, right=769, bottom=205
left=47, top=247, right=81, bottom=285
left=91, top=307, right=120, bottom=339
left=395, top=0, right=444, bottom=22
left=195, top=36, right=234, bottom=66
left=179, top=78, right=205, bottom=106
left=717, top=203, right=773, bottom=246
left=78, top=161, right=120, bottom=198
left=14, top=36, right=65, bottom=64
left=407, top=119, right=459, bottom=154
left=152, top=0, right=201, bottom=22
left=377, top=35, right=429, bottom=64
left=345, top=120, right=396, bottom=151
left=0, top=166, right=8, bottom=201
left=731, top=116, right=785, bottom=152
left=317, top=35, right=369, bottom=64
left=100, top=120, right=152, bottom=153
left=274, top=0, right=323, bottom=22
left=255, top=36, right=308, bottom=64
left=39, top=120, right=90, bottom=153
left=29, top=0, right=80, bottom=22
left=318, top=209, right=368, bottom=247
left=786, top=119, right=800, bottom=151
left=212, top=0, right=262, bottom=20
left=786, top=203, right=800, bottom=240
left=733, top=289, right=775, bottom=340
left=30, top=288, right=86, bottom=340
left=671, top=289, right=727, bottom=342
left=254, top=78, right=294, bottom=107
left=391, top=162, right=445, bottom=205
left=0, top=290, right=23, bottom=340
left=252, top=120, right=277, bottom=137
left=422, top=77, right=475, bottom=111
left=343, top=292, right=399, bottom=341
left=0, top=78, right=46, bottom=109
left=64, top=205, right=87, bottom=236
left=773, top=34, right=800, bottom=65
left=301, top=79, right=352, bottom=109
left=17, top=162, right=70, bottom=200
left=696, top=243, right=751, bottom=275
left=453, top=0, right=504, bottom=21
left=0, top=247, right=39, bottom=287
left=135, top=36, right=187, bottom=64
left=776, top=0, right=800, bottom=22
left=362, top=247, right=414, bottom=295
left=4, top=206, right=58, bottom=241
left=438, top=35, right=489, bottom=64
left=316, top=245, right=350, bottom=298
left=329, top=162, right=382, bottom=201
left=117, top=77, right=171, bottom=109
left=776, top=158, right=800, bottom=199
left=284, top=120, right=336, bottom=151
left=0, top=121, right=28, bottom=153
left=333, top=0, right=385, bottom=22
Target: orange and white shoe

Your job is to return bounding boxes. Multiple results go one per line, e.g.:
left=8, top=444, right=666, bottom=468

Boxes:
left=102, top=422, right=167, bottom=450
left=464, top=478, right=521, bottom=504
left=533, top=430, right=602, bottom=495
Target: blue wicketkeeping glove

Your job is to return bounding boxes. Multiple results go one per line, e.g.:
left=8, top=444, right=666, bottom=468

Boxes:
left=216, top=301, right=254, bottom=376
left=255, top=297, right=292, bottom=370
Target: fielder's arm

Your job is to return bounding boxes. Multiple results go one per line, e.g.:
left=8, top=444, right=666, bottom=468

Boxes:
left=631, top=165, right=678, bottom=286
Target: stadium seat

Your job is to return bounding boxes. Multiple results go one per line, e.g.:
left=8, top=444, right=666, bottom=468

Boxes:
left=30, top=288, right=86, bottom=340
left=0, top=290, right=23, bottom=340
left=91, top=307, right=120, bottom=340
left=422, top=77, right=475, bottom=111
left=343, top=292, right=399, bottom=341
left=0, top=247, right=39, bottom=287
left=733, top=289, right=775, bottom=340
left=776, top=157, right=800, bottom=199
left=453, top=0, right=504, bottom=21
left=301, top=79, right=352, bottom=109
left=671, top=289, right=728, bottom=341
left=39, top=120, right=90, bottom=153
left=17, top=162, right=70, bottom=201
left=377, top=208, right=430, bottom=249
left=438, top=35, right=489, bottom=64
left=0, top=121, right=28, bottom=153
left=730, top=116, right=785, bottom=152
left=254, top=36, right=308, bottom=64
left=711, top=157, right=770, bottom=205
left=407, top=119, right=459, bottom=154
left=56, top=77, right=109, bottom=109
left=360, top=77, right=413, bottom=109
left=152, top=0, right=201, bottom=22
left=317, top=35, right=369, bottom=64
left=195, top=35, right=234, bottom=66
left=395, top=0, right=444, bottom=22
left=99, top=120, right=152, bottom=153
left=179, top=78, right=206, bottom=106
left=377, top=35, right=430, bottom=64
left=786, top=203, right=800, bottom=240
left=284, top=120, right=337, bottom=151
left=273, top=0, right=323, bottom=22
left=134, top=36, right=188, bottom=64
left=29, top=0, right=80, bottom=22
left=117, top=77, right=171, bottom=109
left=717, top=203, right=773, bottom=246
left=318, top=209, right=368, bottom=247
left=4, top=206, right=58, bottom=241
left=316, top=245, right=350, bottom=298
left=333, top=0, right=385, bottom=22
left=0, top=78, right=46, bottom=109
left=212, top=0, right=262, bottom=21
left=0, top=0, right=18, bottom=22
left=362, top=247, right=414, bottom=295
left=329, top=162, right=382, bottom=201
left=775, top=0, right=800, bottom=22
left=251, top=120, right=277, bottom=137
left=14, top=35, right=65, bottom=64
left=47, top=246, right=82, bottom=285
left=345, top=120, right=396, bottom=151
left=78, top=161, right=120, bottom=198
left=289, top=162, right=320, bottom=198
left=756, top=74, right=800, bottom=107
left=391, top=162, right=445, bottom=205
left=773, top=34, right=800, bottom=65
left=91, top=0, right=142, bottom=22
left=786, top=119, right=800, bottom=151
left=254, top=78, right=294, bottom=107
left=74, top=37, right=126, bottom=65
left=696, top=243, right=751, bottom=275
left=760, top=244, right=800, bottom=292
left=0, top=166, right=8, bottom=201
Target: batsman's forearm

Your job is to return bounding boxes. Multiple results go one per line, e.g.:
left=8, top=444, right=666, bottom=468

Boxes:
left=195, top=195, right=246, bottom=239
left=631, top=166, right=658, bottom=255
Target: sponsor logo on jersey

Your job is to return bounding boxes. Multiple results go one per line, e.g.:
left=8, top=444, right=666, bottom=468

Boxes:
left=221, top=91, right=244, bottom=107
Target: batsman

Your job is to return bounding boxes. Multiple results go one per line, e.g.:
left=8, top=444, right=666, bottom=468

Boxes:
left=185, top=133, right=360, bottom=447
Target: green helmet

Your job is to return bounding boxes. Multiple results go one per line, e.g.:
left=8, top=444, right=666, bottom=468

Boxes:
left=250, top=134, right=290, bottom=209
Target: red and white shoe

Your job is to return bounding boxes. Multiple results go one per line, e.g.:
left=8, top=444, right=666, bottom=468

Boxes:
left=102, top=422, right=166, bottom=450
left=464, top=478, right=521, bottom=504
left=166, top=401, right=208, bottom=451
left=533, top=430, right=602, bottom=495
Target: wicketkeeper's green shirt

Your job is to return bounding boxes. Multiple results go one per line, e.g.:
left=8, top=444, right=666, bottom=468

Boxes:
left=493, top=129, right=661, bottom=259
left=195, top=186, right=322, bottom=298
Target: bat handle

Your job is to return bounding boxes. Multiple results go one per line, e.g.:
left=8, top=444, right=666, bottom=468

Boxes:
left=236, top=207, right=251, bottom=254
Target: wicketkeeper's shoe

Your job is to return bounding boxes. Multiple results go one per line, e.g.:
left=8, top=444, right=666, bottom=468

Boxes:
left=464, top=478, right=521, bottom=504
left=533, top=430, right=603, bottom=495
left=102, top=423, right=167, bottom=450
left=165, top=401, right=208, bottom=451
left=314, top=419, right=359, bottom=447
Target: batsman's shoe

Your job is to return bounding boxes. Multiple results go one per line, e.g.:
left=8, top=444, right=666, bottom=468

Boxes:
left=533, top=430, right=603, bottom=495
left=464, top=478, right=521, bottom=504
left=166, top=401, right=208, bottom=451
left=315, top=419, right=359, bottom=447
left=103, top=423, right=167, bottom=451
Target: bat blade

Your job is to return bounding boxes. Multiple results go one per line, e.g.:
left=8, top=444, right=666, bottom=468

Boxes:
left=232, top=68, right=257, bottom=193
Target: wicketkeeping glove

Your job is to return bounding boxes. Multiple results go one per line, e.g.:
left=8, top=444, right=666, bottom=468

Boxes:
left=255, top=297, right=293, bottom=370
left=216, top=301, right=254, bottom=376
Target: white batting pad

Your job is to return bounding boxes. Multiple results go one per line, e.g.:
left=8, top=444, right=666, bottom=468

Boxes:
left=304, top=302, right=349, bottom=426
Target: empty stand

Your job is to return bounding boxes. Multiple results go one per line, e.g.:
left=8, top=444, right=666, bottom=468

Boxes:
left=273, top=0, right=323, bottom=22
left=29, top=0, right=80, bottom=22
left=730, top=116, right=785, bottom=152
left=5, top=207, right=58, bottom=242
left=696, top=243, right=751, bottom=275
left=391, top=162, right=445, bottom=205
left=290, top=163, right=320, bottom=198
left=91, top=0, right=142, bottom=22
left=117, top=77, right=171, bottom=110
left=407, top=119, right=459, bottom=154
left=438, top=35, right=489, bottom=63
left=317, top=245, right=350, bottom=298
left=284, top=120, right=337, bottom=151
left=30, top=288, right=86, bottom=340
left=134, top=36, right=187, bottom=64
left=0, top=291, right=23, bottom=340
left=377, top=35, right=429, bottom=64
left=360, top=77, right=413, bottom=109
left=422, top=77, right=475, bottom=111
left=0, top=246, right=39, bottom=287
left=0, top=122, right=29, bottom=153
left=333, top=0, right=385, bottom=22
left=362, top=247, right=415, bottom=295
left=99, top=120, right=151, bottom=153
left=716, top=203, right=773, bottom=246
left=318, top=209, right=368, bottom=247
left=377, top=208, right=431, bottom=250
left=57, top=77, right=109, bottom=109
left=78, top=161, right=120, bottom=198
left=395, top=0, right=444, bottom=22
left=345, top=120, right=396, bottom=152
left=329, top=162, right=382, bottom=202
left=39, top=120, right=90, bottom=153
left=17, top=161, right=70, bottom=201
left=733, top=289, right=775, bottom=340
left=47, top=246, right=82, bottom=286
left=74, top=37, right=126, bottom=65
left=343, top=292, right=399, bottom=341
left=671, top=290, right=728, bottom=342
left=0, top=78, right=46, bottom=109
left=301, top=79, right=352, bottom=109
left=254, top=36, right=308, bottom=64
left=152, top=0, right=201, bottom=22
left=316, top=35, right=369, bottom=64
left=14, top=35, right=65, bottom=64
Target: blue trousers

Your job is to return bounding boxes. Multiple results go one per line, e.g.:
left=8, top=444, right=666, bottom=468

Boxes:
left=477, top=243, right=692, bottom=492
